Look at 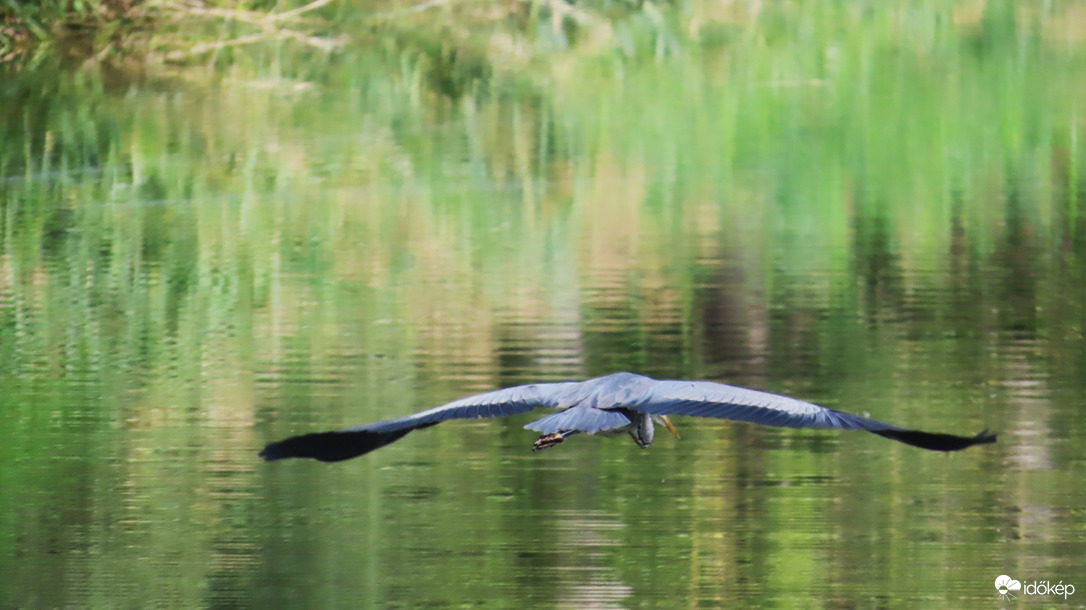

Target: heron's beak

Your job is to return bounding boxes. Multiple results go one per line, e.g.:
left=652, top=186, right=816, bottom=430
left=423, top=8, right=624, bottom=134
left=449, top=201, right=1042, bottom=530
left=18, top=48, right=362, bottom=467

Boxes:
left=661, top=415, right=680, bottom=440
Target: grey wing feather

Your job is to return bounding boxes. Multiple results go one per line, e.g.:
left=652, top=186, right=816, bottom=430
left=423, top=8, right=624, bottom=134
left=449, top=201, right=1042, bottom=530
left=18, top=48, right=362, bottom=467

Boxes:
left=259, top=381, right=582, bottom=462
left=354, top=381, right=583, bottom=434
left=636, top=380, right=996, bottom=452
left=524, top=406, right=632, bottom=435
left=638, top=380, right=900, bottom=431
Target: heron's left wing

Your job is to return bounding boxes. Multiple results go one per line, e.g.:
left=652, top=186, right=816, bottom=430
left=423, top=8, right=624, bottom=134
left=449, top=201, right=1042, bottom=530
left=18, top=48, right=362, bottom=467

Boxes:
left=260, top=381, right=582, bottom=462
left=636, top=380, right=995, bottom=451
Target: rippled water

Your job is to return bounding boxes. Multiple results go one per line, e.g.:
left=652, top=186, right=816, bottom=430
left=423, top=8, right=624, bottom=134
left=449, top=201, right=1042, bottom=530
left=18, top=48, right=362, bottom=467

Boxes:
left=4, top=231, right=1082, bottom=607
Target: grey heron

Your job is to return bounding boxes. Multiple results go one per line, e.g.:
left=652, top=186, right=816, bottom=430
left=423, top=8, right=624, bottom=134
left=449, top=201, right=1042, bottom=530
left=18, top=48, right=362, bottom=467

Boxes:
left=259, top=372, right=996, bottom=462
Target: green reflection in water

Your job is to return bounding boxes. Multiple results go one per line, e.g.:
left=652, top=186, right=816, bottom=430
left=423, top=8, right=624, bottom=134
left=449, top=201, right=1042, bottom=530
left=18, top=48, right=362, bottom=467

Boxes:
left=2, top=1, right=1086, bottom=607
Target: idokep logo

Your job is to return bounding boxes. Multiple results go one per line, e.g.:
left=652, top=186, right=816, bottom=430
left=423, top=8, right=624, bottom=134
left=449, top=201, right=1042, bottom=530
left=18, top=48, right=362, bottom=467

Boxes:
left=995, top=575, right=1021, bottom=600
left=995, top=575, right=1075, bottom=600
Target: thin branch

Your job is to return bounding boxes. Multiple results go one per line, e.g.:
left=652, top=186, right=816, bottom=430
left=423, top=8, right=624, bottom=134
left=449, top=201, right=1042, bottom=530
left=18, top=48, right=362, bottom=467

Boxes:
left=405, top=0, right=456, bottom=14
left=156, top=0, right=345, bottom=56
left=159, top=1, right=269, bottom=25
left=188, top=32, right=270, bottom=55
left=280, top=28, right=344, bottom=51
left=369, top=0, right=456, bottom=19
left=180, top=29, right=342, bottom=56
left=268, top=0, right=336, bottom=22
left=159, top=0, right=331, bottom=25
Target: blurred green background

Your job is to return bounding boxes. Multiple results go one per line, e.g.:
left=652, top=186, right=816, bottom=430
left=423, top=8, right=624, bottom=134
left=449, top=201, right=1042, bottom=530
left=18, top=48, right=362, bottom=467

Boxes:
left=1, top=0, right=1084, bottom=607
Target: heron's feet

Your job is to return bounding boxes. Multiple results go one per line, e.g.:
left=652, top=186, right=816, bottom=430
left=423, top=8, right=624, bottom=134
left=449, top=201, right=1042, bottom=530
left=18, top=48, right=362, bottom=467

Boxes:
left=532, top=432, right=567, bottom=451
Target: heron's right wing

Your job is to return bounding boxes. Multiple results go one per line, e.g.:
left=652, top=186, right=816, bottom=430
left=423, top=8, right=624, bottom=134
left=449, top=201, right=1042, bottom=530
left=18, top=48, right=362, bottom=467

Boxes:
left=636, top=380, right=996, bottom=452
left=260, top=381, right=582, bottom=462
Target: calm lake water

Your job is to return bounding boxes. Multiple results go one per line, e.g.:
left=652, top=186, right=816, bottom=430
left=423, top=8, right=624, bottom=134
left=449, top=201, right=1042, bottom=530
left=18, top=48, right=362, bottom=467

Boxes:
left=2, top=3, right=1086, bottom=607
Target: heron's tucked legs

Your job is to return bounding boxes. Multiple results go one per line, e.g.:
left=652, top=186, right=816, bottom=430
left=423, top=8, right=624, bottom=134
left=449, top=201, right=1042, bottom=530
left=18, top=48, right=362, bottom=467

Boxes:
left=532, top=430, right=579, bottom=451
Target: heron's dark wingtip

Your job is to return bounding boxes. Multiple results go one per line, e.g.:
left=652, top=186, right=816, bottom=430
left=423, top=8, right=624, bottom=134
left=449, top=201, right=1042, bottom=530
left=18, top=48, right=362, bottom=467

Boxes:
left=258, top=442, right=293, bottom=462
left=260, top=425, right=434, bottom=463
left=259, top=431, right=363, bottom=462
left=871, top=427, right=998, bottom=452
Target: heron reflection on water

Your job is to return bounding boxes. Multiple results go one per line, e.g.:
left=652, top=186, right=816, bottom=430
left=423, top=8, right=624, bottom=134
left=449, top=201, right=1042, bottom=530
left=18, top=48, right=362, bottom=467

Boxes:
left=260, top=372, right=996, bottom=462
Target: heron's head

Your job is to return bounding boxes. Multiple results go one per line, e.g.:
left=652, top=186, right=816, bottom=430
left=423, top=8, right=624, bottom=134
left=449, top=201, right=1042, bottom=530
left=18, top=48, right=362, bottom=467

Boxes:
left=633, top=413, right=682, bottom=448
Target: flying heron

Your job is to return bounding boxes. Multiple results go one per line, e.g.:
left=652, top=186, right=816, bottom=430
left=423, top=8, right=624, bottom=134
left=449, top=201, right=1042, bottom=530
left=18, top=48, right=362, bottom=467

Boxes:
left=259, top=372, right=996, bottom=462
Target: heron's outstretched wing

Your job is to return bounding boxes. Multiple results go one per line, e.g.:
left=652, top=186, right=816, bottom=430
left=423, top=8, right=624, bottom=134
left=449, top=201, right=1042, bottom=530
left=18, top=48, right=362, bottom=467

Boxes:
left=260, top=381, right=582, bottom=462
left=524, top=406, right=633, bottom=435
left=636, top=380, right=996, bottom=452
